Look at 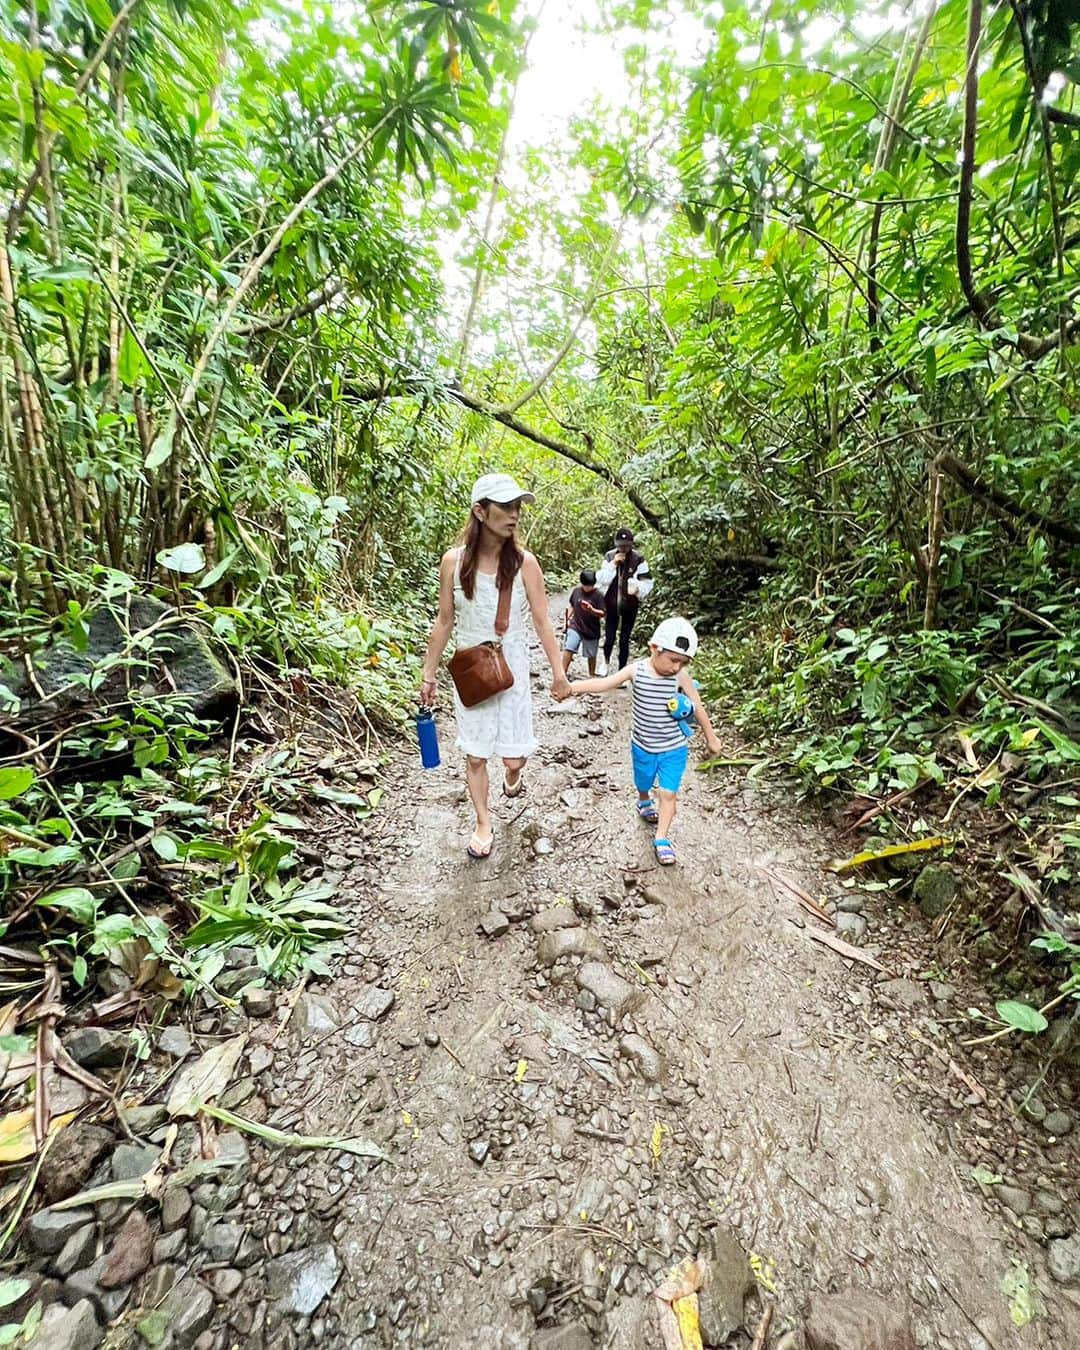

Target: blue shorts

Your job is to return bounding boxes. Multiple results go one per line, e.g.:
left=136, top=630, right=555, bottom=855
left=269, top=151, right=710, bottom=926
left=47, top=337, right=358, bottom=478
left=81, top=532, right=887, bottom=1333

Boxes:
left=631, top=740, right=689, bottom=795
left=564, top=629, right=599, bottom=659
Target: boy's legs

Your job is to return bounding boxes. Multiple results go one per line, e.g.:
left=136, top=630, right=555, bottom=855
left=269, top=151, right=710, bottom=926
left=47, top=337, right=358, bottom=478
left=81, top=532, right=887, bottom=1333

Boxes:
left=656, top=789, right=678, bottom=840
left=584, top=636, right=598, bottom=676
left=561, top=649, right=573, bottom=675
left=653, top=745, right=689, bottom=846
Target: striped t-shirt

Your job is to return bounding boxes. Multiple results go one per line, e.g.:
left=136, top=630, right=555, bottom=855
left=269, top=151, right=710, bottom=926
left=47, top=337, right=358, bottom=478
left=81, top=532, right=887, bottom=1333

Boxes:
left=630, top=660, right=686, bottom=752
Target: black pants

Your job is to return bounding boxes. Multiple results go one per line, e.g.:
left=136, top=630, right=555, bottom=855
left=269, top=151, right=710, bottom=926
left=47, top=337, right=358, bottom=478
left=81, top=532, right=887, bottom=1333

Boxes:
left=604, top=599, right=639, bottom=670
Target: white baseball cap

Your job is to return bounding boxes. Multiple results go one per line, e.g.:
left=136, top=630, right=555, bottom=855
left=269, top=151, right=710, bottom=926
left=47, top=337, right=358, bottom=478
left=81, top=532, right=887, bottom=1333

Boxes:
left=650, top=617, right=698, bottom=658
left=470, top=472, right=535, bottom=506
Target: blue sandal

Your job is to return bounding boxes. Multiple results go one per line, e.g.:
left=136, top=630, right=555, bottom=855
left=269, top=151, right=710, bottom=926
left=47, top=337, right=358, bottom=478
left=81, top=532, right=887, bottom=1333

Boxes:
left=654, top=838, right=677, bottom=866
left=636, top=798, right=659, bottom=824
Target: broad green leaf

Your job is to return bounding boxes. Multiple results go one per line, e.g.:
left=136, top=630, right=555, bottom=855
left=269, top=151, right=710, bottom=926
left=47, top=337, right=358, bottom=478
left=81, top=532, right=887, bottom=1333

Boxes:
left=995, top=1001, right=1048, bottom=1034
left=0, top=768, right=34, bottom=800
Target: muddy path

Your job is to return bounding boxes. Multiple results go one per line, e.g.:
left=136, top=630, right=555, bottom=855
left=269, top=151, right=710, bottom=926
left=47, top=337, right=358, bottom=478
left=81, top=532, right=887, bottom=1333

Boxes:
left=235, top=608, right=1080, bottom=1349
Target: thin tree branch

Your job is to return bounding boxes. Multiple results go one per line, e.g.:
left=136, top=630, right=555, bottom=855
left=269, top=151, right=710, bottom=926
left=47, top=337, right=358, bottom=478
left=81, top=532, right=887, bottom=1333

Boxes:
left=341, top=376, right=663, bottom=528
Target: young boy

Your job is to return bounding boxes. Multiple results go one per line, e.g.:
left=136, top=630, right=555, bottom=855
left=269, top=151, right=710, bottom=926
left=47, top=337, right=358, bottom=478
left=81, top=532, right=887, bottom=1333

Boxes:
left=562, top=569, right=606, bottom=676
left=566, top=617, right=722, bottom=866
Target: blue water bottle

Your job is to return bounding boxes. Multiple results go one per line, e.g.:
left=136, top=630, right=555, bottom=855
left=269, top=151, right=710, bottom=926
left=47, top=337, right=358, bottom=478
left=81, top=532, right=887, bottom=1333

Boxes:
left=416, top=706, right=440, bottom=769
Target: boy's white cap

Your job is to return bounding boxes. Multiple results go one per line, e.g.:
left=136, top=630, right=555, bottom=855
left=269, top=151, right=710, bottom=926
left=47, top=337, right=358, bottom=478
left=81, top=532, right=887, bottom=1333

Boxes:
left=471, top=472, right=535, bottom=505
left=650, top=616, right=698, bottom=658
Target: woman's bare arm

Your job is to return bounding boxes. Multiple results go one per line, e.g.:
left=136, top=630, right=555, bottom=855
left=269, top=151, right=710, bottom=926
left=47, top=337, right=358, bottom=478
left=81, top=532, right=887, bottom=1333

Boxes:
left=419, top=550, right=457, bottom=704
left=522, top=552, right=570, bottom=695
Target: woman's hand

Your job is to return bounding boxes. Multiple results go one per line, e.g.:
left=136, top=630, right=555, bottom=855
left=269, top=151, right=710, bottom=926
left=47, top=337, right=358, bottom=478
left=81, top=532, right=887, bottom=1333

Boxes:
left=551, top=675, right=572, bottom=702
left=420, top=676, right=438, bottom=708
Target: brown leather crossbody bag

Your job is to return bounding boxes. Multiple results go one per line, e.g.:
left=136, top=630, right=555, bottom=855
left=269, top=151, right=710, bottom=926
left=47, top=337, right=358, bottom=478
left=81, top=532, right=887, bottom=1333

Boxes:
left=448, top=577, right=514, bottom=708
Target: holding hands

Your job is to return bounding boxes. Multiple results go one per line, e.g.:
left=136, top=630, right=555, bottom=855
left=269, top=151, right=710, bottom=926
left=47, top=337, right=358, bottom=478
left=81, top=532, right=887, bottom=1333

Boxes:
left=550, top=674, right=572, bottom=702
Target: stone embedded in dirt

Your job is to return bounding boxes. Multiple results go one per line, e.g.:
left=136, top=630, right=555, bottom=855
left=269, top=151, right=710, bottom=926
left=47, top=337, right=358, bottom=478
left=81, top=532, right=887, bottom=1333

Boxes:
left=468, top=1138, right=491, bottom=1166
left=64, top=1255, right=131, bottom=1322
left=30, top=1298, right=102, bottom=1350
left=1048, top=1235, right=1080, bottom=1285
left=875, top=978, right=925, bottom=1010
left=805, top=1290, right=915, bottom=1350
left=157, top=1025, right=193, bottom=1059
left=576, top=962, right=640, bottom=1015
left=424, top=1030, right=441, bottom=1047
left=1035, top=1190, right=1065, bottom=1216
left=100, top=1210, right=156, bottom=1288
left=242, top=987, right=276, bottom=1019
left=110, top=1143, right=160, bottom=1182
left=199, top=1221, right=245, bottom=1263
left=122, top=1105, right=167, bottom=1136
left=618, top=1034, right=663, bottom=1083
left=36, top=1127, right=107, bottom=1205
left=531, top=906, right=581, bottom=934
left=697, top=1226, right=753, bottom=1344
left=997, top=1184, right=1031, bottom=1217
left=290, top=992, right=340, bottom=1040
left=912, top=863, right=958, bottom=918
left=161, top=1187, right=192, bottom=1233
left=343, top=1023, right=378, bottom=1049
left=215, top=965, right=263, bottom=998
left=1044, top=1109, right=1073, bottom=1136
left=248, top=1044, right=274, bottom=1075
left=153, top=1231, right=186, bottom=1265
left=480, top=910, right=510, bottom=938
left=266, top=1243, right=342, bottom=1316
left=928, top=980, right=955, bottom=1002
left=536, top=928, right=605, bottom=968
left=28, top=1208, right=96, bottom=1256
left=64, top=1026, right=131, bottom=1070
left=159, top=1276, right=215, bottom=1346
left=835, top=912, right=868, bottom=945
left=354, top=986, right=395, bottom=1021
left=533, top=836, right=555, bottom=856
left=52, top=1223, right=97, bottom=1279
left=529, top=1323, right=594, bottom=1349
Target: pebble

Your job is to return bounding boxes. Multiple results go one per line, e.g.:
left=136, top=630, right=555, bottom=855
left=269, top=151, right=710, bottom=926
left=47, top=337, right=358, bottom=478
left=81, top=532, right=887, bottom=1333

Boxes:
left=1044, top=1109, right=1073, bottom=1136
left=997, top=1184, right=1031, bottom=1217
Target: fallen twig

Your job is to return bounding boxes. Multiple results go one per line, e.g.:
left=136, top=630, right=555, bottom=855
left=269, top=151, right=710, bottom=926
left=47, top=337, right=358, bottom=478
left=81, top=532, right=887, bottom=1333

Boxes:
left=806, top=926, right=886, bottom=972
left=750, top=1303, right=774, bottom=1350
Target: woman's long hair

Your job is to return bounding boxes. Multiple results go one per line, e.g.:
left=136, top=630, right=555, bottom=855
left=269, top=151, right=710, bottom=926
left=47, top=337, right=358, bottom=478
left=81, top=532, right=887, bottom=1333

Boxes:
left=458, top=502, right=523, bottom=600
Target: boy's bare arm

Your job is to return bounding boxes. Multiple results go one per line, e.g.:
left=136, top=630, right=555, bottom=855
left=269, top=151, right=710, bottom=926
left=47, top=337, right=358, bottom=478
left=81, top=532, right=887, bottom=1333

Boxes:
left=570, top=666, right=633, bottom=696
left=582, top=599, right=606, bottom=616
left=680, top=669, right=723, bottom=754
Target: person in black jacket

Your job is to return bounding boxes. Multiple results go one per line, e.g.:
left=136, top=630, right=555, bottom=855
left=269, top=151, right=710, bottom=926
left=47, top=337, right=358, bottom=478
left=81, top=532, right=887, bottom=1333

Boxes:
left=598, top=528, right=653, bottom=672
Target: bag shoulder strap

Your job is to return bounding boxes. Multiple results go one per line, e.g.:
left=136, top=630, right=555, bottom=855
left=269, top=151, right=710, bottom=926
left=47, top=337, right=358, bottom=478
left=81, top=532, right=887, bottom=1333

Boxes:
left=494, top=570, right=514, bottom=636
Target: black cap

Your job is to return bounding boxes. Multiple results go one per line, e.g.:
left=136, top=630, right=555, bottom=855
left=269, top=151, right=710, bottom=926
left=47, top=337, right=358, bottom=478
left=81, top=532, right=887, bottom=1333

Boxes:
left=614, top=528, right=634, bottom=543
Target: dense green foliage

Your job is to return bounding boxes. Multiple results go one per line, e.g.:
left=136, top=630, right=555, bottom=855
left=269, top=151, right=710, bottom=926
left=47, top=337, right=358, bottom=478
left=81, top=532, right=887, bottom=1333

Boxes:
left=1, top=0, right=1077, bottom=1015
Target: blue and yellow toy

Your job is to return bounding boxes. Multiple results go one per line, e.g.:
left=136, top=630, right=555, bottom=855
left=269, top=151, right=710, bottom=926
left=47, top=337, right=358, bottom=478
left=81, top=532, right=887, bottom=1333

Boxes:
left=667, top=683, right=699, bottom=738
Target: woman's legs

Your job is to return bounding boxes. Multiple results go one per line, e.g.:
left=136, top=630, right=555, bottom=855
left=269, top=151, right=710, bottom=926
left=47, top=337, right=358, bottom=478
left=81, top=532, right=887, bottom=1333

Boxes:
left=465, top=755, right=492, bottom=845
left=502, top=754, right=526, bottom=796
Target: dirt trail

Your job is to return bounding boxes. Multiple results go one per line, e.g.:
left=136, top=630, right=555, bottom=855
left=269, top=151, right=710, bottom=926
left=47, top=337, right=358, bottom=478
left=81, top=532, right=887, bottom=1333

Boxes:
left=244, top=611, right=1080, bottom=1349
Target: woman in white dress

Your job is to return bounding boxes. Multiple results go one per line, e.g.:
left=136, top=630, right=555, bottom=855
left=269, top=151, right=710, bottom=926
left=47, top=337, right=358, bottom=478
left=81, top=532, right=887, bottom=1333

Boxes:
left=419, top=473, right=570, bottom=859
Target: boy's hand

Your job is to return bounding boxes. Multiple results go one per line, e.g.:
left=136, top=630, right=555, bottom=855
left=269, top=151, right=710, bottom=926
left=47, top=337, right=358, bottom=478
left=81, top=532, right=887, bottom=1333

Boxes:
left=704, top=734, right=723, bottom=757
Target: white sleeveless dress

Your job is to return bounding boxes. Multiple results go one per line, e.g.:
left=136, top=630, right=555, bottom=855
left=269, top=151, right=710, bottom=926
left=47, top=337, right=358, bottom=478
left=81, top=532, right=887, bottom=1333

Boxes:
left=452, top=551, right=538, bottom=760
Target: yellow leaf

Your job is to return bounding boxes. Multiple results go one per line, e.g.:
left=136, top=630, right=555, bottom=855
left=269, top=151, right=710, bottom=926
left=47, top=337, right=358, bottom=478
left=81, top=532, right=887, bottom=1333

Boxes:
left=1018, top=727, right=1040, bottom=748
left=825, top=835, right=953, bottom=873
left=726, top=528, right=735, bottom=542
left=401, top=1110, right=412, bottom=1127
left=579, top=1209, right=588, bottom=1222
left=0, top=1108, right=77, bottom=1163
left=749, top=1251, right=777, bottom=1294
left=514, top=1059, right=527, bottom=1083
left=650, top=1120, right=670, bottom=1163
left=449, top=54, right=462, bottom=83
left=674, top=1295, right=704, bottom=1349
